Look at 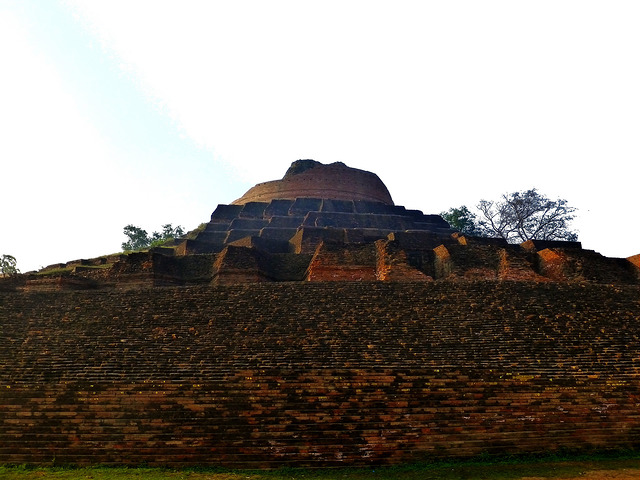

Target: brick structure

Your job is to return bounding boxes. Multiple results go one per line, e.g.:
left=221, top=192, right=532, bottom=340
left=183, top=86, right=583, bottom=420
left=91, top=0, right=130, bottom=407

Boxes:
left=1, top=282, right=639, bottom=467
left=1, top=160, right=639, bottom=467
left=232, top=160, right=394, bottom=205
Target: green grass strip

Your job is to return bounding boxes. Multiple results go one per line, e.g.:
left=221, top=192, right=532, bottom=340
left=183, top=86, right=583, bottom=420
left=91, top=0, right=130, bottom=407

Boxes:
left=1, top=452, right=638, bottom=480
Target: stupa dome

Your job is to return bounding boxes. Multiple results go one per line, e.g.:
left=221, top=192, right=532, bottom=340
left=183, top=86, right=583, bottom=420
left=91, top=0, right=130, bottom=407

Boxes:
left=232, top=160, right=394, bottom=205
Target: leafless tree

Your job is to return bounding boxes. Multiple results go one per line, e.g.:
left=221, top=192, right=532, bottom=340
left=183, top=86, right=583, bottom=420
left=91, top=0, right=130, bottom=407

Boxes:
left=476, top=189, right=577, bottom=243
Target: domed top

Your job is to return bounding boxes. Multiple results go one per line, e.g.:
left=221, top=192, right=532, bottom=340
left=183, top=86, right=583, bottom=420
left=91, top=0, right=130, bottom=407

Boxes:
left=232, top=160, right=394, bottom=205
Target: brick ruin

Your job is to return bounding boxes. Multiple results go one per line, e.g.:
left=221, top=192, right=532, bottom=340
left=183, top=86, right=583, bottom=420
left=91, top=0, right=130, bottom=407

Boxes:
left=6, top=160, right=638, bottom=291
left=0, top=160, right=639, bottom=467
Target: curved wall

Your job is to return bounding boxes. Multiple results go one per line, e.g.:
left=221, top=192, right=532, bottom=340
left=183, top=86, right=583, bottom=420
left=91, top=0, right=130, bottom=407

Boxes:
left=233, top=163, right=394, bottom=205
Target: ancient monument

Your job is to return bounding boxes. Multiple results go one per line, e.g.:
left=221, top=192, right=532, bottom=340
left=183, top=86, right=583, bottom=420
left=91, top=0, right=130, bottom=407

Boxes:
left=0, top=160, right=639, bottom=467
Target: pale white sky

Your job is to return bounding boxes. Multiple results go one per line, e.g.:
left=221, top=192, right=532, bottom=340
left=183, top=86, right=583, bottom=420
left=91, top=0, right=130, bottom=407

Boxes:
left=1, top=0, right=638, bottom=272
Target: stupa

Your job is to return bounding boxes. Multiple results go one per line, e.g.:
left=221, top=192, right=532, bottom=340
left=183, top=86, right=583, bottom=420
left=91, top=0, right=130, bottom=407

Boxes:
left=3, top=159, right=638, bottom=290
left=180, top=160, right=453, bottom=255
left=233, top=159, right=395, bottom=205
left=1, top=160, right=639, bottom=468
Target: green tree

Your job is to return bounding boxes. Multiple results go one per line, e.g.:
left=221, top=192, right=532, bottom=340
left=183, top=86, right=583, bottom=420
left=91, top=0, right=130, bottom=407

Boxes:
left=121, top=225, right=151, bottom=251
left=476, top=189, right=577, bottom=243
left=149, top=224, right=185, bottom=248
left=0, top=254, right=20, bottom=276
left=122, top=224, right=185, bottom=251
left=440, top=206, right=480, bottom=235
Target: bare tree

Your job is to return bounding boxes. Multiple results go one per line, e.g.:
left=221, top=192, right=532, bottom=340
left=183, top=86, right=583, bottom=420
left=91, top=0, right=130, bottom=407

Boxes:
left=476, top=189, right=577, bottom=243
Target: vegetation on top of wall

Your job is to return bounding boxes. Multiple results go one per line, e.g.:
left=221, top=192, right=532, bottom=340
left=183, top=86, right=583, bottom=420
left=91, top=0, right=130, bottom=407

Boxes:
left=0, top=254, right=20, bottom=276
left=184, top=223, right=207, bottom=240
left=442, top=189, right=578, bottom=243
left=35, top=266, right=74, bottom=276
left=121, top=224, right=185, bottom=252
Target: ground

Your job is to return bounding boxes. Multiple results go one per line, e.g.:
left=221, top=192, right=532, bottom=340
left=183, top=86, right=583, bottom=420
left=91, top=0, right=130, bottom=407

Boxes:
left=0, top=458, right=638, bottom=479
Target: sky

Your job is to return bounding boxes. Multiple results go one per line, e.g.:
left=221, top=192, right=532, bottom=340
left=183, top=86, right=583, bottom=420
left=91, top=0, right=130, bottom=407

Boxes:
left=1, top=0, right=638, bottom=272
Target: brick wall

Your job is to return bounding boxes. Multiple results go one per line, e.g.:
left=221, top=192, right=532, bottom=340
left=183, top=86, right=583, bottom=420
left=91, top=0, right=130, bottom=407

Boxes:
left=1, top=281, right=639, bottom=467
left=232, top=163, right=394, bottom=205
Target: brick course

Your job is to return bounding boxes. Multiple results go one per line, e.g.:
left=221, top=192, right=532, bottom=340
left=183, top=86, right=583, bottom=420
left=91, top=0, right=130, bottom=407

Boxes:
left=1, top=281, right=639, bottom=467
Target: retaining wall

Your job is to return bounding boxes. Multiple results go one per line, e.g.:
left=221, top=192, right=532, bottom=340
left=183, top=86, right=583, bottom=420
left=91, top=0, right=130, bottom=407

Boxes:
left=1, top=281, right=639, bottom=467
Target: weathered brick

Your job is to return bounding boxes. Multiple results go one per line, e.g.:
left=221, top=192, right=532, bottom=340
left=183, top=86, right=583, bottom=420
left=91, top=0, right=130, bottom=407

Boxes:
left=0, top=281, right=639, bottom=467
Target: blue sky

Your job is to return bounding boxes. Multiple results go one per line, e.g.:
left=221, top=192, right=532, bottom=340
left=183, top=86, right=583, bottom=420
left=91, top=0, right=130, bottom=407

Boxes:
left=2, top=0, right=639, bottom=272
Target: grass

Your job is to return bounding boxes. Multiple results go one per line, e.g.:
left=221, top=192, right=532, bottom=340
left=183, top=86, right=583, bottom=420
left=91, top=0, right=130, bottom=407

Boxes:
left=184, top=223, right=207, bottom=240
left=0, top=453, right=638, bottom=480
left=35, top=266, right=73, bottom=276
left=75, top=264, right=114, bottom=269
